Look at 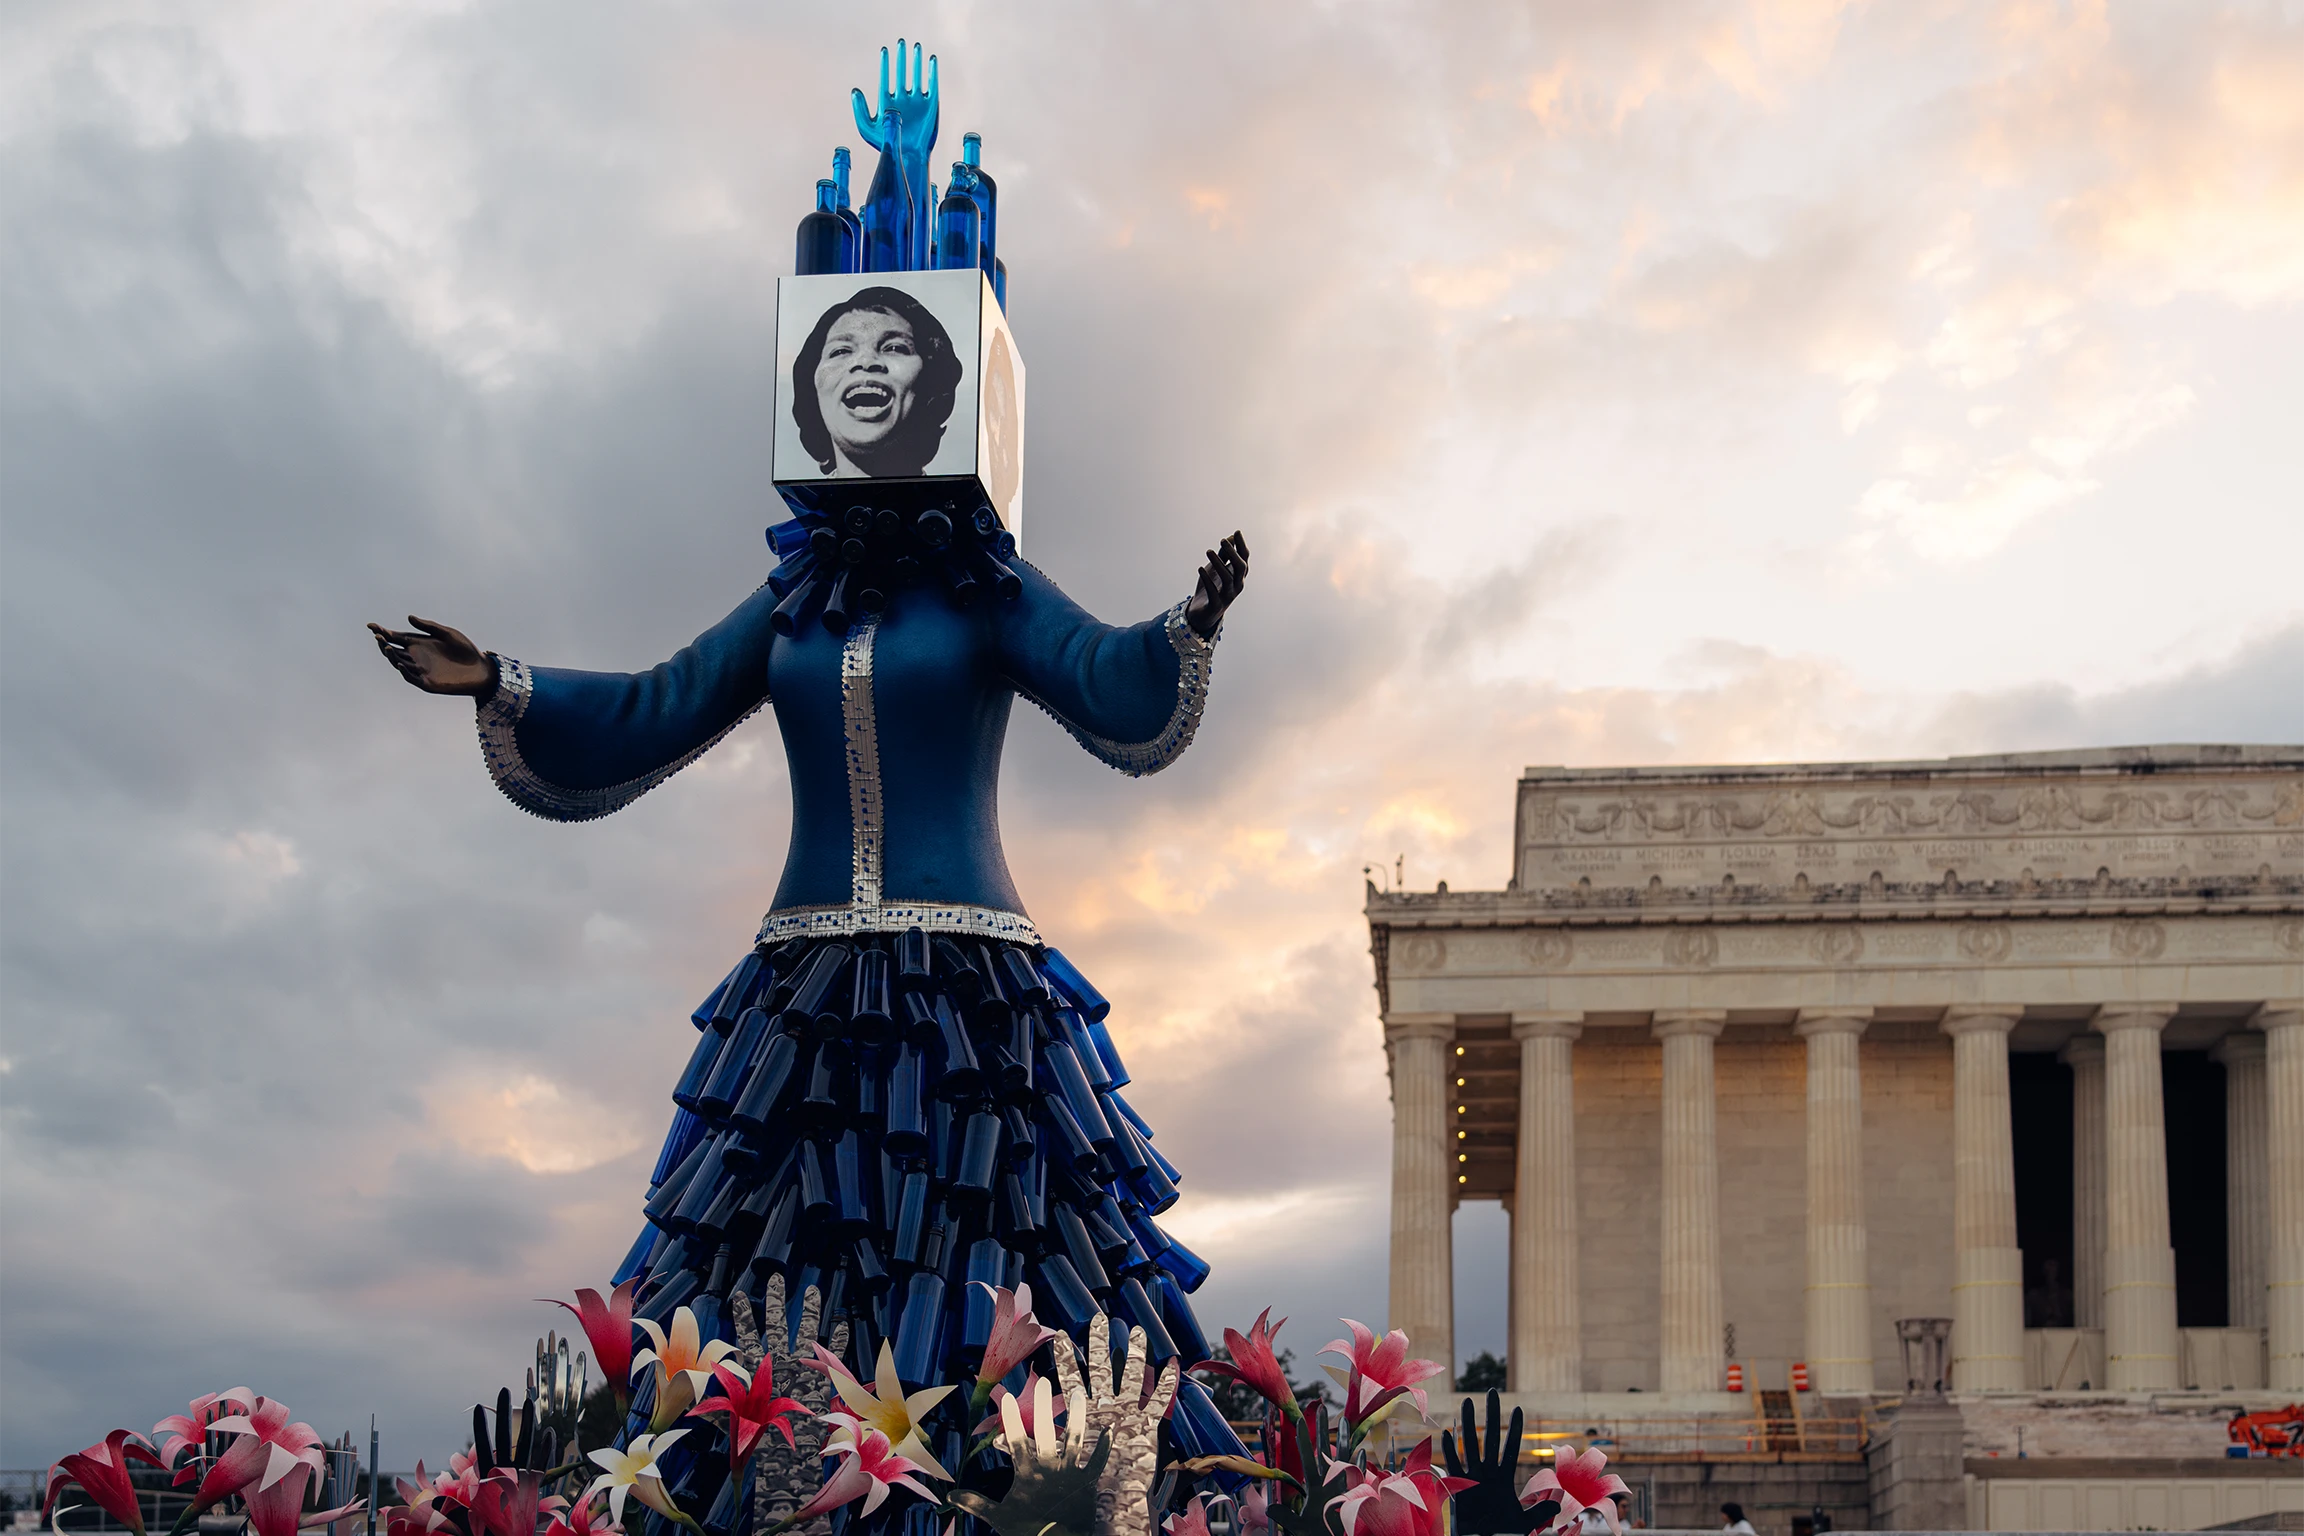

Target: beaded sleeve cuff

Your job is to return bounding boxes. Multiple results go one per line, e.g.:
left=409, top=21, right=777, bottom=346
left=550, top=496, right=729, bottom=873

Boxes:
left=476, top=655, right=763, bottom=823
left=1020, top=600, right=1218, bottom=778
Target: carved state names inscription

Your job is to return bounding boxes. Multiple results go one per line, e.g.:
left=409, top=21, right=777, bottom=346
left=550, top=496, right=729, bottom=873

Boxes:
left=1517, top=755, right=2304, bottom=894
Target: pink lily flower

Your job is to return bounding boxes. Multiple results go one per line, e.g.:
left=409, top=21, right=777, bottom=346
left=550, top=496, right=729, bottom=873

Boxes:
left=1520, top=1444, right=1631, bottom=1534
left=241, top=1465, right=364, bottom=1536
left=1164, top=1496, right=1219, bottom=1536
left=786, top=1430, right=936, bottom=1525
left=399, top=1450, right=475, bottom=1511
left=386, top=1465, right=463, bottom=1536
left=434, top=1453, right=485, bottom=1511
left=206, top=1396, right=328, bottom=1502
left=1236, top=1480, right=1272, bottom=1536
left=470, top=1466, right=567, bottom=1536
left=391, top=1462, right=439, bottom=1510
left=971, top=1283, right=1058, bottom=1387
left=1318, top=1320, right=1444, bottom=1432
left=152, top=1390, right=246, bottom=1472
left=164, top=1391, right=309, bottom=1516
left=542, top=1492, right=622, bottom=1536
left=205, top=1396, right=361, bottom=1536
left=384, top=1504, right=458, bottom=1536
left=545, top=1281, right=641, bottom=1413
left=809, top=1340, right=955, bottom=1479
left=686, top=1359, right=804, bottom=1478
left=1333, top=1443, right=1473, bottom=1536
left=44, top=1430, right=166, bottom=1536
left=1193, top=1309, right=1299, bottom=1420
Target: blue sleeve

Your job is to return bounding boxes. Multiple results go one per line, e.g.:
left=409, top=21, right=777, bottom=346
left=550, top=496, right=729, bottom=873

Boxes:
left=473, top=582, right=777, bottom=821
left=996, top=560, right=1219, bottom=777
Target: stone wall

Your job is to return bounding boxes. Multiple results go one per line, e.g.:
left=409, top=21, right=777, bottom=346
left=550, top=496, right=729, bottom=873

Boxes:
left=1573, top=1025, right=1955, bottom=1390
left=1958, top=1394, right=2241, bottom=1459
left=1862, top=1027, right=1957, bottom=1380
left=1577, top=1037, right=1664, bottom=1390
left=1622, top=1459, right=1872, bottom=1536
left=1716, top=1033, right=1807, bottom=1389
left=1867, top=1403, right=1969, bottom=1531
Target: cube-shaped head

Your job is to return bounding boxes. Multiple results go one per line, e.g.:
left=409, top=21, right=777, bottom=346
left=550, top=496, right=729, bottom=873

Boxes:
left=773, top=269, right=1025, bottom=549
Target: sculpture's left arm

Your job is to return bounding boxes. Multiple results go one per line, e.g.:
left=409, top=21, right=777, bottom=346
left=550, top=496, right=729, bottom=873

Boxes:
left=478, top=582, right=779, bottom=821
left=995, top=562, right=1218, bottom=778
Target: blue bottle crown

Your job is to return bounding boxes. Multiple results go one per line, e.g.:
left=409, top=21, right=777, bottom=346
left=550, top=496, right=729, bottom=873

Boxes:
left=794, top=41, right=1005, bottom=309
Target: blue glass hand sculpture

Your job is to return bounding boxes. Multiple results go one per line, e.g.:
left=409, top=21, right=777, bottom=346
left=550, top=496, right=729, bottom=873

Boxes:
left=851, top=39, right=940, bottom=272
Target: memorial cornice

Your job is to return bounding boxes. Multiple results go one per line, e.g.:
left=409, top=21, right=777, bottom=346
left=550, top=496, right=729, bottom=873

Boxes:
left=1365, top=747, right=2304, bottom=1015
left=1366, top=876, right=2304, bottom=927
left=1516, top=742, right=2301, bottom=787
left=1500, top=743, right=2302, bottom=906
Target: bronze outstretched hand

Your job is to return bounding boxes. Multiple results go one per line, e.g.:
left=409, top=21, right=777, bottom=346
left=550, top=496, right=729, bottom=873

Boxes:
left=369, top=616, right=495, bottom=696
left=1185, top=531, right=1250, bottom=640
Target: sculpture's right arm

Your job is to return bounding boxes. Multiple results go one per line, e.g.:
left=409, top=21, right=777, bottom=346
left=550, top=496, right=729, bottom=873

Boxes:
left=477, top=583, right=779, bottom=822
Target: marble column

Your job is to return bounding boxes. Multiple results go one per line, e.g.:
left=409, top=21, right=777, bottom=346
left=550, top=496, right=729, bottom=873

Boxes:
left=2096, top=1004, right=2179, bottom=1392
left=1944, top=1007, right=2026, bottom=1391
left=1512, top=1012, right=1583, bottom=1393
left=2061, top=1034, right=2107, bottom=1331
left=2262, top=1002, right=2304, bottom=1392
left=1798, top=1009, right=1875, bottom=1394
left=2212, top=1031, right=2268, bottom=1333
left=1386, top=1013, right=1456, bottom=1384
left=1655, top=1009, right=1727, bottom=1394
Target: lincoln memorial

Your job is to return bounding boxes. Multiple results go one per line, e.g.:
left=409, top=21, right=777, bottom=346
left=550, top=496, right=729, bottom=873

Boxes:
left=1365, top=745, right=2304, bottom=1407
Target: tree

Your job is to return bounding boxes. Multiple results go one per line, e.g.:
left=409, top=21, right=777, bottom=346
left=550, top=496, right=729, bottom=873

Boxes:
left=1458, top=1351, right=1507, bottom=1392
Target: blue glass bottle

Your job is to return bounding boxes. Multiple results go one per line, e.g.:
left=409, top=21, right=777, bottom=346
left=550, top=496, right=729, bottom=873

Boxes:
left=654, top=1105, right=705, bottom=1188
left=796, top=179, right=855, bottom=276
left=961, top=132, right=998, bottom=284
left=860, top=147, right=915, bottom=272
left=1040, top=948, right=1110, bottom=1021
left=935, top=175, right=979, bottom=271
left=831, top=147, right=863, bottom=265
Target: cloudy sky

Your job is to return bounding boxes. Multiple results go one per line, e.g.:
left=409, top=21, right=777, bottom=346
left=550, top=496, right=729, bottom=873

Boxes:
left=5, top=0, right=2303, bottom=1470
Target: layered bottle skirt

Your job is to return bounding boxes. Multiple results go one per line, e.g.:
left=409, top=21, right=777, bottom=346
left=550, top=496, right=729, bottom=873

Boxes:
left=610, top=927, right=1244, bottom=1480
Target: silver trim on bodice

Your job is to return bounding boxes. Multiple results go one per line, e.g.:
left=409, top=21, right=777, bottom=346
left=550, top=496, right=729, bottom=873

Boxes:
left=755, top=902, right=1044, bottom=945
left=757, top=612, right=1046, bottom=947
left=841, top=616, right=886, bottom=912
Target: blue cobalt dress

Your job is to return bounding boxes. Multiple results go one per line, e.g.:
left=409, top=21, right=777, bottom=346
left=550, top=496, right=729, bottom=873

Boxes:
left=474, top=550, right=1241, bottom=1480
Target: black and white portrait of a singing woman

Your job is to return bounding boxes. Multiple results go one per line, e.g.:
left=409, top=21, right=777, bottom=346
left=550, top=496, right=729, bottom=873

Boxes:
left=794, top=285, right=963, bottom=478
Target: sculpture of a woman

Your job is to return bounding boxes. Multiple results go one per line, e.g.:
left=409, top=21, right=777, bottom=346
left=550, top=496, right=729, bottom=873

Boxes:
left=369, top=521, right=1251, bottom=1502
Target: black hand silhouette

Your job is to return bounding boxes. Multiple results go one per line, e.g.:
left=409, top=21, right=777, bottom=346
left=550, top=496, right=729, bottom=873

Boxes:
left=472, top=1385, right=559, bottom=1476
left=1442, top=1391, right=1545, bottom=1536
